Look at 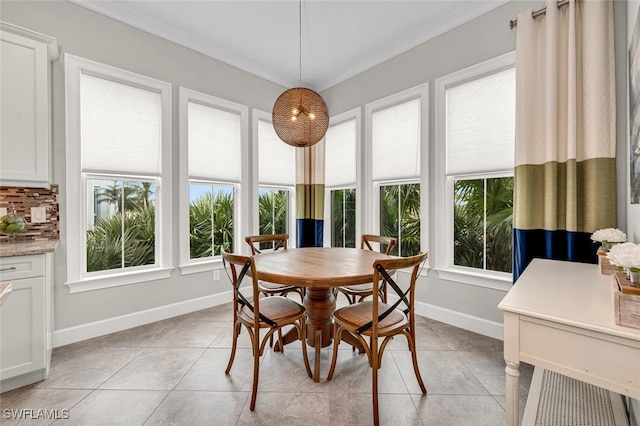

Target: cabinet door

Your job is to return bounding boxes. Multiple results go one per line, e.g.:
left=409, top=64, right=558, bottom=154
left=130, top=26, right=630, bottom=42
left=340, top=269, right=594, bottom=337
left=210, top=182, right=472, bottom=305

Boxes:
left=0, top=30, right=50, bottom=185
left=0, top=276, right=45, bottom=380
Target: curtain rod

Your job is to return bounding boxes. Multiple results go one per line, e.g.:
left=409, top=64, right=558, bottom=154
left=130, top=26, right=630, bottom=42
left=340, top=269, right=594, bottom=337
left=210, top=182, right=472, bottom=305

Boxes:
left=510, top=0, right=570, bottom=29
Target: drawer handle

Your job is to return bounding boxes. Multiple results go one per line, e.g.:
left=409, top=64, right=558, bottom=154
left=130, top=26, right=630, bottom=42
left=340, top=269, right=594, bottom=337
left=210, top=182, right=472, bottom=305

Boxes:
left=0, top=266, right=17, bottom=272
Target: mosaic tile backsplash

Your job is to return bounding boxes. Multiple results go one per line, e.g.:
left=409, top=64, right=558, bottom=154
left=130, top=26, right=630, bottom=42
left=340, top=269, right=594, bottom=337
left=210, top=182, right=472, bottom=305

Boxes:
left=0, top=185, right=59, bottom=242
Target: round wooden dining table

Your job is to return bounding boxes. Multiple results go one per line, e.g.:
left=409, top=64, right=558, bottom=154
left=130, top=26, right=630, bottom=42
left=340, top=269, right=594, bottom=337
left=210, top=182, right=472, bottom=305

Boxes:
left=251, top=247, right=393, bottom=382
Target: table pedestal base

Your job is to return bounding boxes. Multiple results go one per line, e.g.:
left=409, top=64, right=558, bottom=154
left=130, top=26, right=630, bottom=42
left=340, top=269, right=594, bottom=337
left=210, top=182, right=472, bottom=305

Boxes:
left=274, top=287, right=363, bottom=382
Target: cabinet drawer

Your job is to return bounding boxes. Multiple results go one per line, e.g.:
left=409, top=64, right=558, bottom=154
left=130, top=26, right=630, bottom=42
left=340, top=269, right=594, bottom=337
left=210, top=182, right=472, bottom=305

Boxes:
left=0, top=255, right=45, bottom=280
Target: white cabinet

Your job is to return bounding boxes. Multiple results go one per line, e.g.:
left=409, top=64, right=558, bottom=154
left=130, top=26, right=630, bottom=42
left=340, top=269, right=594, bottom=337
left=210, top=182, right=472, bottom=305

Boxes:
left=0, top=22, right=57, bottom=188
left=0, top=253, right=53, bottom=392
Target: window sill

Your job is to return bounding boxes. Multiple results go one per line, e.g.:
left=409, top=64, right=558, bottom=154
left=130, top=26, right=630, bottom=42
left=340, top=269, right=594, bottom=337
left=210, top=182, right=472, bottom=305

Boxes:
left=65, top=267, right=174, bottom=293
left=178, top=259, right=224, bottom=276
left=434, top=267, right=512, bottom=292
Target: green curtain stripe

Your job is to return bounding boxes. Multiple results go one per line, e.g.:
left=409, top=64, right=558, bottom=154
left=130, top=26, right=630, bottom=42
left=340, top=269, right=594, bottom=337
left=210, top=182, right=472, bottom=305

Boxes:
left=514, top=157, right=616, bottom=232
left=295, top=184, right=325, bottom=220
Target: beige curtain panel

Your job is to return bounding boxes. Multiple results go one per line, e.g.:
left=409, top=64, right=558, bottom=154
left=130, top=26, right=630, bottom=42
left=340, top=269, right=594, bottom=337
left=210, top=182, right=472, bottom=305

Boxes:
left=513, top=0, right=616, bottom=279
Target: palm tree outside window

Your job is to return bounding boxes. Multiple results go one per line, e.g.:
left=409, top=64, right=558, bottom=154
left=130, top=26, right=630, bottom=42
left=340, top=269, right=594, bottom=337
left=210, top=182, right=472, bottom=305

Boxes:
left=380, top=183, right=421, bottom=256
left=258, top=188, right=289, bottom=251
left=331, top=188, right=356, bottom=248
left=453, top=177, right=512, bottom=273
left=87, top=179, right=157, bottom=272
left=189, top=183, right=234, bottom=259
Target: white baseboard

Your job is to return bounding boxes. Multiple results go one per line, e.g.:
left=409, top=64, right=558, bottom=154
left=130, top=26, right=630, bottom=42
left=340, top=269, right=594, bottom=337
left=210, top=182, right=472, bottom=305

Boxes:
left=1, top=369, right=47, bottom=393
left=413, top=300, right=504, bottom=340
left=53, top=290, right=233, bottom=348
left=53, top=290, right=504, bottom=348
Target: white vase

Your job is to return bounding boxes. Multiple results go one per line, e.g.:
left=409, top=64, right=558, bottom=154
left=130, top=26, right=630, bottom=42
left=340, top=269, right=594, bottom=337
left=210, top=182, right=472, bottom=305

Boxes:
left=630, top=270, right=640, bottom=285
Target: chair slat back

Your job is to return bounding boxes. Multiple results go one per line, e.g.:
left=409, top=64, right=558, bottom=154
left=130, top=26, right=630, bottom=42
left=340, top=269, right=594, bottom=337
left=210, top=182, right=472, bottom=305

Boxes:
left=361, top=234, right=397, bottom=256
left=221, top=251, right=277, bottom=327
left=245, top=234, right=288, bottom=255
left=355, top=252, right=428, bottom=335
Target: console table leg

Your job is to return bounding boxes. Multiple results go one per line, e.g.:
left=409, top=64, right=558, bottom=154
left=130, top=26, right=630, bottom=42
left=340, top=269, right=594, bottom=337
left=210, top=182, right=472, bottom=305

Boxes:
left=505, top=360, right=520, bottom=426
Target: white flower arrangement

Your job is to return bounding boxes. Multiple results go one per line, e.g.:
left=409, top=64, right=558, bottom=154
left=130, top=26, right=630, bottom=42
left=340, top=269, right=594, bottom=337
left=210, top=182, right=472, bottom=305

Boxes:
left=591, top=228, right=627, bottom=245
left=606, top=242, right=640, bottom=273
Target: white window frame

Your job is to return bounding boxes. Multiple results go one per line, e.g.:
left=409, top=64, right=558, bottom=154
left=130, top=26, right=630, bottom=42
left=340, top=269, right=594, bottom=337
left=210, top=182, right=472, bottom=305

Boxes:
left=323, top=107, right=361, bottom=247
left=64, top=54, right=173, bottom=293
left=434, top=51, right=515, bottom=290
left=178, top=87, right=249, bottom=275
left=364, top=84, right=429, bottom=264
left=251, top=109, right=297, bottom=247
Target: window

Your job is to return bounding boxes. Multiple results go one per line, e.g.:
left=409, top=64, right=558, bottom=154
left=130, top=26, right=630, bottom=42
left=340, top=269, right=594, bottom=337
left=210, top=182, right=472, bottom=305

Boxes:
left=258, top=188, right=288, bottom=236
left=379, top=183, right=421, bottom=256
left=324, top=109, right=359, bottom=248
left=330, top=188, right=356, bottom=247
left=65, top=54, right=172, bottom=291
left=453, top=176, right=513, bottom=273
left=435, top=52, right=515, bottom=284
left=188, top=184, right=234, bottom=258
left=178, top=88, right=248, bottom=272
left=367, top=86, right=427, bottom=257
left=255, top=111, right=296, bottom=242
left=87, top=179, right=156, bottom=272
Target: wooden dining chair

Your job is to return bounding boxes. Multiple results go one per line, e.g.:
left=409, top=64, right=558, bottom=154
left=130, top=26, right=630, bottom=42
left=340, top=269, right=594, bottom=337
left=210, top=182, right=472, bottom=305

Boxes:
left=222, top=250, right=312, bottom=411
left=336, top=234, right=397, bottom=304
left=327, top=252, right=428, bottom=426
left=245, top=234, right=305, bottom=303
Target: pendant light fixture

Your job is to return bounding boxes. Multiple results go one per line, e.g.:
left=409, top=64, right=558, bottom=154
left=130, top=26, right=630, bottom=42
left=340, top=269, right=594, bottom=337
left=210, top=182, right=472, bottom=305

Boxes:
left=272, top=0, right=328, bottom=147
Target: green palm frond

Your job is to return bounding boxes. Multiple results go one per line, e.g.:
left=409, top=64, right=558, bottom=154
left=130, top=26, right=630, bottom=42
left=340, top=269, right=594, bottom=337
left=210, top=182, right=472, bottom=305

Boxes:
left=189, top=190, right=235, bottom=258
left=453, top=177, right=513, bottom=273
left=258, top=190, right=287, bottom=236
left=381, top=183, right=421, bottom=256
left=86, top=206, right=155, bottom=272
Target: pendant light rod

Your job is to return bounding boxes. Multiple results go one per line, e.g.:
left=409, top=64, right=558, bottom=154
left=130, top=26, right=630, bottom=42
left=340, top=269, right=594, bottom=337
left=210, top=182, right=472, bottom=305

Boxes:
left=271, top=0, right=328, bottom=147
left=298, top=0, right=302, bottom=86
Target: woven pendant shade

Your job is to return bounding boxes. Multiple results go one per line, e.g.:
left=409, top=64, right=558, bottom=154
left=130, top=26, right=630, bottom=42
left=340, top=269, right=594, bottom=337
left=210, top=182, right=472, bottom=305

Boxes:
left=272, top=87, right=329, bottom=147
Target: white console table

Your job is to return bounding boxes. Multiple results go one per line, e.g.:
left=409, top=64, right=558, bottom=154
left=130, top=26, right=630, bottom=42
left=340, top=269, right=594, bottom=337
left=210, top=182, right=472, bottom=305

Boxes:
left=498, top=259, right=640, bottom=426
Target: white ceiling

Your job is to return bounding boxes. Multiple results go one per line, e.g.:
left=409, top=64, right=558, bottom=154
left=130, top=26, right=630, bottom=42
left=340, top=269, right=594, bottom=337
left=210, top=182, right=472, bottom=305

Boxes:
left=70, top=0, right=508, bottom=91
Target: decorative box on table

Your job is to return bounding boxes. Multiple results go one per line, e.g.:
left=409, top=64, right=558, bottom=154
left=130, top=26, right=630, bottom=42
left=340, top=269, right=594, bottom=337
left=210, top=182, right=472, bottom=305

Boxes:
left=611, top=272, right=640, bottom=330
left=598, top=249, right=618, bottom=275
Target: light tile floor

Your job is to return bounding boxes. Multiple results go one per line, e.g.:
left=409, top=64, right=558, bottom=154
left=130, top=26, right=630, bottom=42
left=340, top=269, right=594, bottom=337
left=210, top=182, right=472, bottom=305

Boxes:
left=1, top=302, right=533, bottom=425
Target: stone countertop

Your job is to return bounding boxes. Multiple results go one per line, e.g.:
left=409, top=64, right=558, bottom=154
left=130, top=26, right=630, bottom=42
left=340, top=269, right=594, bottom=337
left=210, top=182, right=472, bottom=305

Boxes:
left=0, top=282, right=12, bottom=305
left=0, top=240, right=59, bottom=257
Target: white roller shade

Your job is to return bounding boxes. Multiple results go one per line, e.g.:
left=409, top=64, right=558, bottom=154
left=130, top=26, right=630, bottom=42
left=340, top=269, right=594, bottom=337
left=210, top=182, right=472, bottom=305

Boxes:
left=258, top=119, right=295, bottom=186
left=372, top=98, right=420, bottom=181
left=188, top=101, right=241, bottom=182
left=446, top=67, right=515, bottom=175
left=81, top=73, right=161, bottom=175
left=325, top=118, right=356, bottom=187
